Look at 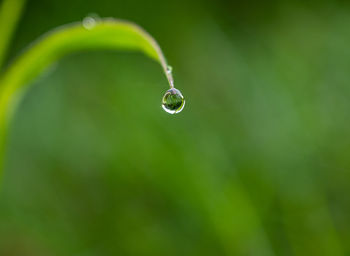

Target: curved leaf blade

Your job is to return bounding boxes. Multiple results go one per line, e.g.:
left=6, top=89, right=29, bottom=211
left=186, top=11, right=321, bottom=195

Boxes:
left=0, top=18, right=174, bottom=169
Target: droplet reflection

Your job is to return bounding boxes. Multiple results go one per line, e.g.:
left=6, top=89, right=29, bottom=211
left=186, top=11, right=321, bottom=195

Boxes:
left=82, top=16, right=97, bottom=30
left=167, top=66, right=173, bottom=74
left=162, top=88, right=185, bottom=114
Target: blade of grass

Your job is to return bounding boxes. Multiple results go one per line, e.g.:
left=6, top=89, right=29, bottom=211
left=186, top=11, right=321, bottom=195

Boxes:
left=0, top=0, right=26, bottom=71
left=0, top=18, right=175, bottom=175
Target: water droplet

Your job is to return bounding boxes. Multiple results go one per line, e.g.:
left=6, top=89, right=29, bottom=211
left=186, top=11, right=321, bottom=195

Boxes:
left=82, top=16, right=97, bottom=30
left=167, top=66, right=173, bottom=74
left=162, top=88, right=185, bottom=114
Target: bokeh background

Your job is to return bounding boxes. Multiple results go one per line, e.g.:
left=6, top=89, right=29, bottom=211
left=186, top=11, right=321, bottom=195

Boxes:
left=1, top=0, right=350, bottom=255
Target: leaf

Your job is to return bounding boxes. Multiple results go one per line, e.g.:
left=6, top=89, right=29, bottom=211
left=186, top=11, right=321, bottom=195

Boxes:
left=0, top=18, right=174, bottom=170
left=0, top=0, right=26, bottom=70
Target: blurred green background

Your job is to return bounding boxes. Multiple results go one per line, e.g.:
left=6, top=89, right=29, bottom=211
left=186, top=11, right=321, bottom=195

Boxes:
left=1, top=0, right=350, bottom=255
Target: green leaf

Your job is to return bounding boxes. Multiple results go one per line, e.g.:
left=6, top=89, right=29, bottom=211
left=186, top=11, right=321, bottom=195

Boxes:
left=0, top=0, right=26, bottom=70
left=0, top=18, right=174, bottom=171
